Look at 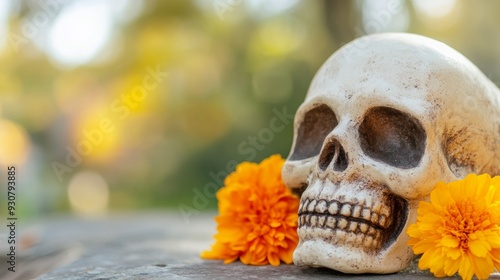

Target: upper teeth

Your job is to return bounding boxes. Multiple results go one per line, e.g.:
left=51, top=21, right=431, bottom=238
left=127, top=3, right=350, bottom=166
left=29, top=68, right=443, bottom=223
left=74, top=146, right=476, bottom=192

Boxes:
left=298, top=198, right=392, bottom=229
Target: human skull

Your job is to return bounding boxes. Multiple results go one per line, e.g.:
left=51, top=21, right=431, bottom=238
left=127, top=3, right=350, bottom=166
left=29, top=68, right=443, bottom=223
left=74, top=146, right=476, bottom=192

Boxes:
left=283, top=33, right=500, bottom=274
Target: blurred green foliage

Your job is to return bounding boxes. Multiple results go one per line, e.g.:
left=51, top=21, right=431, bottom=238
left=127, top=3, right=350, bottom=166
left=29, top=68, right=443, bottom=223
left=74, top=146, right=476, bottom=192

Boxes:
left=1, top=0, right=500, bottom=217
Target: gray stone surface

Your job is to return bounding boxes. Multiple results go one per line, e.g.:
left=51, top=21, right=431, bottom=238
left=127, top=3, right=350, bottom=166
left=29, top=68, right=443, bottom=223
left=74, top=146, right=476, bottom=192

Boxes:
left=0, top=212, right=456, bottom=279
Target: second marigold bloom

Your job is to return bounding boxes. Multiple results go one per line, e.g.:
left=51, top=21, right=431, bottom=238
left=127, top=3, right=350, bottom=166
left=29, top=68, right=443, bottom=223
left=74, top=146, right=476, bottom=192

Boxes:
left=201, top=154, right=300, bottom=266
left=407, top=174, right=500, bottom=280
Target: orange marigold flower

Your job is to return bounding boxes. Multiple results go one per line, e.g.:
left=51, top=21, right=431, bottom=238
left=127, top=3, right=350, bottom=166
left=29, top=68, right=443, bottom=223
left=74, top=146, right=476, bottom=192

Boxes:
left=201, top=154, right=299, bottom=266
left=407, top=174, right=500, bottom=280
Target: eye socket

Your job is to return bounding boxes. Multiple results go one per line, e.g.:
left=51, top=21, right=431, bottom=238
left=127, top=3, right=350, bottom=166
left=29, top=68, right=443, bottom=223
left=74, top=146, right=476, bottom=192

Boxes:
left=290, top=104, right=337, bottom=161
left=359, top=107, right=426, bottom=169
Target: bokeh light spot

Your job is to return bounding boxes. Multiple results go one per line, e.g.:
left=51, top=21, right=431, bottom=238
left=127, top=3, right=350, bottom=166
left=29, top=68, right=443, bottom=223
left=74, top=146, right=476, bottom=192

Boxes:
left=250, top=19, right=304, bottom=58
left=47, top=0, right=113, bottom=67
left=0, top=119, right=30, bottom=166
left=411, top=0, right=459, bottom=31
left=360, top=0, right=409, bottom=33
left=68, top=171, right=109, bottom=216
left=246, top=0, right=299, bottom=19
left=412, top=0, right=457, bottom=19
left=0, top=0, right=11, bottom=49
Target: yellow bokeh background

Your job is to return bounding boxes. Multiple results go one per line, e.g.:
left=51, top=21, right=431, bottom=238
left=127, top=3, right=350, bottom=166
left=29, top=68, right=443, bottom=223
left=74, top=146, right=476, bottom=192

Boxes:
left=0, top=0, right=499, bottom=217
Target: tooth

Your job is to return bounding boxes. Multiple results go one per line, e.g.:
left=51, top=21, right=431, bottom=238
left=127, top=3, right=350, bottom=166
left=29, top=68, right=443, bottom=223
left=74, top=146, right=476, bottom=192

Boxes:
left=318, top=216, right=326, bottom=227
left=340, top=204, right=352, bottom=217
left=379, top=215, right=387, bottom=228
left=307, top=200, right=317, bottom=212
left=373, top=202, right=382, bottom=212
left=326, top=217, right=336, bottom=228
left=368, top=226, right=377, bottom=236
left=336, top=229, right=346, bottom=240
left=375, top=231, right=381, bottom=241
left=311, top=227, right=323, bottom=237
left=316, top=200, right=328, bottom=213
left=356, top=233, right=364, bottom=244
left=347, top=232, right=357, bottom=243
left=349, top=222, right=358, bottom=232
left=364, top=236, right=373, bottom=247
left=381, top=205, right=390, bottom=217
left=364, top=197, right=373, bottom=209
left=299, top=216, right=304, bottom=226
left=361, top=208, right=371, bottom=220
left=359, top=223, right=368, bottom=233
left=371, top=212, right=379, bottom=224
left=306, top=215, right=311, bottom=226
left=358, top=197, right=365, bottom=207
left=386, top=216, right=393, bottom=228
left=337, top=218, right=348, bottom=229
left=311, top=215, right=318, bottom=226
left=302, top=200, right=310, bottom=213
left=352, top=205, right=362, bottom=218
left=328, top=202, right=339, bottom=215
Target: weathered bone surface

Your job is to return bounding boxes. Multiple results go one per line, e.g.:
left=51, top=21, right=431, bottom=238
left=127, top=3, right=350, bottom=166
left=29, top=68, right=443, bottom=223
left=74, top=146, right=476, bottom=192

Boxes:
left=282, top=33, right=500, bottom=274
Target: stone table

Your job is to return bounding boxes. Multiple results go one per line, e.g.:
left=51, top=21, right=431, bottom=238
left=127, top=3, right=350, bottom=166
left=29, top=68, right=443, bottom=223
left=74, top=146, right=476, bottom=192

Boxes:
left=0, top=212, right=457, bottom=279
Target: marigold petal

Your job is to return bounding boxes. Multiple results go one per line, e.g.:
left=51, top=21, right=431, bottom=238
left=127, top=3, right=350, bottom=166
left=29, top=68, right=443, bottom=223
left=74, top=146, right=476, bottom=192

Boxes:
left=418, top=247, right=439, bottom=269
left=285, top=214, right=298, bottom=226
left=430, top=254, right=447, bottom=276
left=469, top=253, right=494, bottom=279
left=441, top=235, right=459, bottom=248
left=445, top=247, right=462, bottom=260
left=485, top=185, right=499, bottom=206
left=458, top=256, right=474, bottom=280
left=223, top=258, right=238, bottom=264
left=484, top=231, right=500, bottom=248
left=463, top=174, right=479, bottom=199
left=406, top=237, right=419, bottom=247
left=443, top=256, right=461, bottom=276
left=449, top=178, right=467, bottom=203
left=408, top=174, right=500, bottom=279
left=416, top=201, right=437, bottom=220
left=490, top=248, right=500, bottom=271
left=278, top=247, right=294, bottom=264
left=270, top=221, right=281, bottom=228
left=247, top=231, right=259, bottom=242
left=201, top=242, right=240, bottom=263
left=201, top=155, right=299, bottom=266
left=469, top=239, right=491, bottom=257
left=406, top=223, right=423, bottom=239
left=475, top=174, right=492, bottom=200
left=490, top=204, right=500, bottom=225
left=420, top=212, right=444, bottom=225
left=431, top=181, right=453, bottom=209
left=489, top=176, right=500, bottom=201
left=285, top=230, right=299, bottom=244
left=411, top=239, right=438, bottom=255
left=264, top=233, right=275, bottom=246
left=268, top=253, right=280, bottom=266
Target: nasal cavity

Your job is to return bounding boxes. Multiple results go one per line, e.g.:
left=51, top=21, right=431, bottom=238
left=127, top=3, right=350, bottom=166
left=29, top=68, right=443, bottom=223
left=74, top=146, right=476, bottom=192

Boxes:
left=318, top=140, right=348, bottom=172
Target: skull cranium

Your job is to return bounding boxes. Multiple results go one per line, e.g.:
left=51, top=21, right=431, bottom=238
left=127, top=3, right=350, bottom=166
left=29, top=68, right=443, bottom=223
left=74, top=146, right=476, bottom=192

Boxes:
left=283, top=33, right=500, bottom=273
